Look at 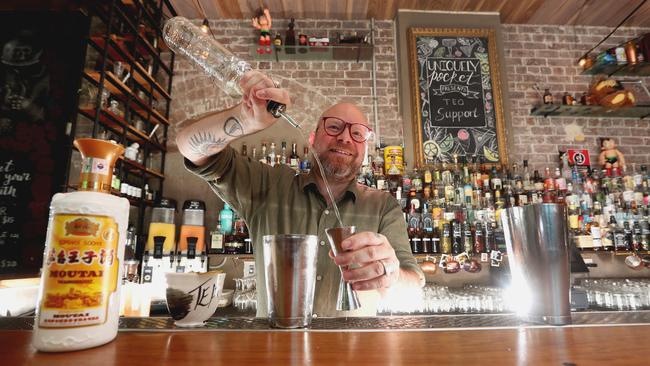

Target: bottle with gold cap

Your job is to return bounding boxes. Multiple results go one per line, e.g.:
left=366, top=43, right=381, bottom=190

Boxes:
left=33, top=138, right=130, bottom=352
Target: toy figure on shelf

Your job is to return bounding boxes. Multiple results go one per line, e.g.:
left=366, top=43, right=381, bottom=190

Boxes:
left=252, top=8, right=272, bottom=54
left=598, top=138, right=626, bottom=176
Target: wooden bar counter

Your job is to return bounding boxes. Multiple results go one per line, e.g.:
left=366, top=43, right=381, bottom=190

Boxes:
left=3, top=322, right=650, bottom=365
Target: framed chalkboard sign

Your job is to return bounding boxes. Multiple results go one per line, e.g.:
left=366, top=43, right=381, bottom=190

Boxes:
left=408, top=27, right=507, bottom=167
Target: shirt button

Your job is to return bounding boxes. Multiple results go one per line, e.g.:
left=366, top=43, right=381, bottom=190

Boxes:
left=313, top=313, right=318, bottom=318
left=324, top=209, right=330, bottom=215
left=320, top=240, right=325, bottom=246
left=316, top=274, right=322, bottom=281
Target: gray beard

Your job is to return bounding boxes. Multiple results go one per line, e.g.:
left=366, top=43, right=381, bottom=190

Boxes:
left=314, top=154, right=357, bottom=181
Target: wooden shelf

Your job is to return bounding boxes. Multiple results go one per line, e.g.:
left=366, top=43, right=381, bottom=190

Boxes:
left=83, top=69, right=169, bottom=125
left=250, top=44, right=373, bottom=62
left=78, top=107, right=166, bottom=152
left=530, top=104, right=650, bottom=119
left=119, top=155, right=165, bottom=179
left=89, top=35, right=171, bottom=101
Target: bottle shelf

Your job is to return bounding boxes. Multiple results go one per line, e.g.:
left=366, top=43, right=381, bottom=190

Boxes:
left=83, top=69, right=169, bottom=125
left=530, top=104, right=650, bottom=119
left=92, top=0, right=172, bottom=75
left=581, top=61, right=650, bottom=77
left=78, top=107, right=166, bottom=152
left=71, top=143, right=164, bottom=180
left=88, top=35, right=171, bottom=101
left=66, top=185, right=154, bottom=207
left=250, top=44, right=373, bottom=62
left=119, top=155, right=165, bottom=179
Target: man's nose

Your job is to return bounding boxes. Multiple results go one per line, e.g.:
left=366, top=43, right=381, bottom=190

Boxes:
left=336, top=125, right=353, bottom=143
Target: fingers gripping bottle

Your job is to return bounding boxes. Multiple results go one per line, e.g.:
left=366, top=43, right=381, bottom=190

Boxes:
left=33, top=138, right=130, bottom=352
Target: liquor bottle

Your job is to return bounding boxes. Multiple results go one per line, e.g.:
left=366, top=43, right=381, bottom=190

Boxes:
left=241, top=143, right=248, bottom=157
left=422, top=228, right=432, bottom=254
left=452, top=220, right=463, bottom=254
left=463, top=221, right=474, bottom=254
left=209, top=223, right=224, bottom=254
left=219, top=203, right=234, bottom=235
left=259, top=143, right=268, bottom=164
left=412, top=168, right=423, bottom=193
left=542, top=167, right=557, bottom=203
left=33, top=139, right=130, bottom=352
left=474, top=222, right=485, bottom=253
left=640, top=219, right=650, bottom=251
left=543, top=88, right=553, bottom=104
left=251, top=146, right=258, bottom=161
left=268, top=142, right=277, bottom=166
left=623, top=221, right=633, bottom=251
left=280, top=141, right=288, bottom=165
left=485, top=221, right=496, bottom=252
left=285, top=18, right=296, bottom=54
left=522, top=160, right=532, bottom=192
left=441, top=222, right=452, bottom=254
left=632, top=220, right=642, bottom=251
left=611, top=216, right=626, bottom=251
left=289, top=143, right=300, bottom=170
left=300, top=146, right=311, bottom=173
left=431, top=226, right=441, bottom=254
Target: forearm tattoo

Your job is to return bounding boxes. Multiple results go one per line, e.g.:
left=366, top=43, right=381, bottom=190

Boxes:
left=188, top=131, right=226, bottom=157
left=224, top=117, right=244, bottom=137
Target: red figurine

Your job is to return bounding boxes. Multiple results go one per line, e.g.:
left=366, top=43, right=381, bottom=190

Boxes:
left=252, top=8, right=272, bottom=54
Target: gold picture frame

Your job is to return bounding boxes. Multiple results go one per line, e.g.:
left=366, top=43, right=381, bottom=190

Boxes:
left=408, top=27, right=508, bottom=167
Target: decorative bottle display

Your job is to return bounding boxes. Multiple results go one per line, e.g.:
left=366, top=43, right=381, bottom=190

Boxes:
left=33, top=138, right=130, bottom=352
left=357, top=148, right=650, bottom=257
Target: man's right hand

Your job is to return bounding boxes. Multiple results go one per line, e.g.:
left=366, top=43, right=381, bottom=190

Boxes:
left=239, top=71, right=290, bottom=134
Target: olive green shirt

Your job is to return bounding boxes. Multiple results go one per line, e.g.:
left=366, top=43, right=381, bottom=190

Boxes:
left=185, top=146, right=423, bottom=317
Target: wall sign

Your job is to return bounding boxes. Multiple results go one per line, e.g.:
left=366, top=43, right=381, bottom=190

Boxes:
left=0, top=12, right=89, bottom=277
left=567, top=149, right=591, bottom=167
left=408, top=27, right=507, bottom=166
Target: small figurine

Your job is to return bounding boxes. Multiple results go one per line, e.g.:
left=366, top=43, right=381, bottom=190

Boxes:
left=598, top=138, right=626, bottom=176
left=252, top=8, right=272, bottom=54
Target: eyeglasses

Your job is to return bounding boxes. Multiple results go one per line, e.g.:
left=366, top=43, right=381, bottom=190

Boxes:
left=320, top=116, right=372, bottom=143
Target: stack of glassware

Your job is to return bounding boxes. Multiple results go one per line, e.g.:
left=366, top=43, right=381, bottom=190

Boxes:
left=580, top=278, right=650, bottom=311
left=233, top=275, right=257, bottom=311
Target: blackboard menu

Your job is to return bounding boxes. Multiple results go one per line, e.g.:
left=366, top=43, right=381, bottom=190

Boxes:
left=0, top=12, right=89, bottom=277
left=408, top=28, right=507, bottom=166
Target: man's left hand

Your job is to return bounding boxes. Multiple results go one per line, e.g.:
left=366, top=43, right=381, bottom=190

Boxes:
left=331, top=232, right=400, bottom=291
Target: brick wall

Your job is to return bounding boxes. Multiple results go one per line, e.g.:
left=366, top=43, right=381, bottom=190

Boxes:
left=504, top=24, right=650, bottom=170
left=169, top=20, right=650, bottom=170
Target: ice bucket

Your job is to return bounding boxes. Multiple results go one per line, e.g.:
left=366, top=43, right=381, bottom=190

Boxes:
left=500, top=203, right=571, bottom=325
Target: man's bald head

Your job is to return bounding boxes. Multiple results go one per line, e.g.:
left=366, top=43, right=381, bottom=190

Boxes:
left=318, top=102, right=369, bottom=128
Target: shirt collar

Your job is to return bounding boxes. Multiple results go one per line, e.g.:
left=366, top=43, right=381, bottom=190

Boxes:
left=300, top=170, right=358, bottom=203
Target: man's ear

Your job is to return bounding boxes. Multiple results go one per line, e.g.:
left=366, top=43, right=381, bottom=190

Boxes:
left=309, top=131, right=315, bottom=145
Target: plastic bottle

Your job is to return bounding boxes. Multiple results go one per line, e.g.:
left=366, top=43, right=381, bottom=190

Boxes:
left=33, top=138, right=130, bottom=352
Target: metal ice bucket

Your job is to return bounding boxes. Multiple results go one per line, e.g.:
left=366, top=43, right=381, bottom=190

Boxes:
left=263, top=234, right=319, bottom=328
left=500, top=203, right=571, bottom=325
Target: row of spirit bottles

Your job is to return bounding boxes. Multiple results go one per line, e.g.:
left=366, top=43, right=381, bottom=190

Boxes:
left=241, top=141, right=312, bottom=173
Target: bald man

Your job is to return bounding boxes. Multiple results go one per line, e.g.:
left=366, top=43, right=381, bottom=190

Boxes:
left=177, top=71, right=424, bottom=317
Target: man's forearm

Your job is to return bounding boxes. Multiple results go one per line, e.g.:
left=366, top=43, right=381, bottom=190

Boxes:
left=176, top=104, right=249, bottom=166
